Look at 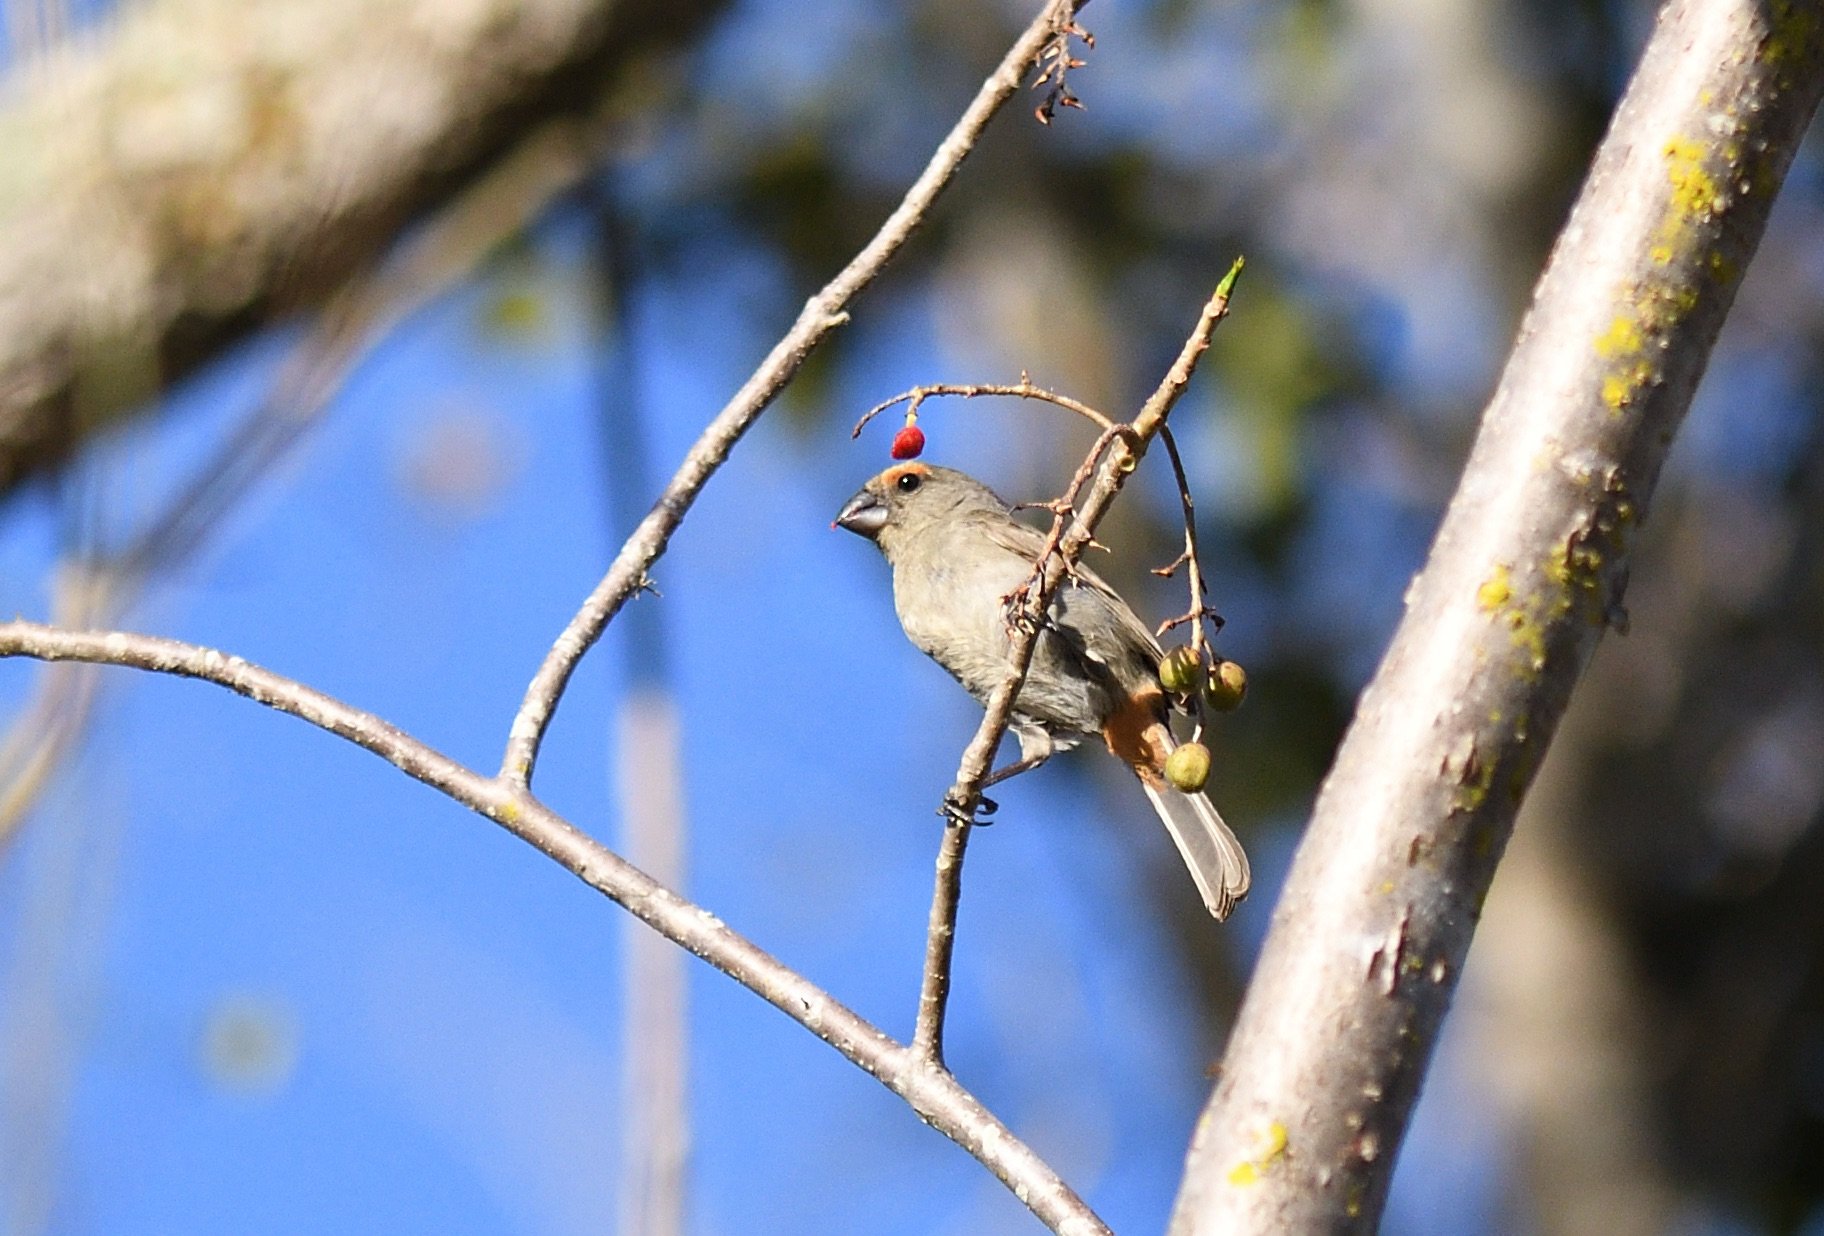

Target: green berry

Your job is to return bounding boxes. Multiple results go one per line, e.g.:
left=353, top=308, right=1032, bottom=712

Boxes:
left=1203, top=659, right=1248, bottom=713
left=1158, top=645, right=1205, bottom=694
left=1164, top=742, right=1212, bottom=792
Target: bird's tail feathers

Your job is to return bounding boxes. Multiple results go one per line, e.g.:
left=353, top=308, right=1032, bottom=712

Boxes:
left=1139, top=741, right=1250, bottom=920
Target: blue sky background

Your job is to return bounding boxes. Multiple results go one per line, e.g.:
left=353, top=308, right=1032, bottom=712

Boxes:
left=3, top=0, right=1822, bottom=1233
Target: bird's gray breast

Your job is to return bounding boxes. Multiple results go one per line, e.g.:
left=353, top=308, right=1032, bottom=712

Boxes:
left=889, top=529, right=1114, bottom=735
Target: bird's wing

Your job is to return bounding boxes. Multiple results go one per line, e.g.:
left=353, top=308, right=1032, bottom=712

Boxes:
left=976, top=514, right=1161, bottom=640
left=970, top=510, right=1167, bottom=696
left=971, top=510, right=1053, bottom=563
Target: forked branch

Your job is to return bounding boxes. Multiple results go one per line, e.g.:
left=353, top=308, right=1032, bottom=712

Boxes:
left=500, top=0, right=1092, bottom=789
left=0, top=619, right=1111, bottom=1236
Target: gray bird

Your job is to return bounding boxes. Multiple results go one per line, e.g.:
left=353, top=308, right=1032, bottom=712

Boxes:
left=835, top=461, right=1250, bottom=919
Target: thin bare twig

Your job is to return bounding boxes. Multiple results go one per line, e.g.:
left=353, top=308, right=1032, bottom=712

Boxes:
left=582, top=182, right=693, bottom=1236
left=1000, top=426, right=1136, bottom=625
left=911, top=261, right=1242, bottom=1064
left=1032, top=13, right=1096, bottom=125
left=0, top=619, right=1111, bottom=1236
left=501, top=0, right=1091, bottom=789
left=912, top=422, right=1132, bottom=1065
left=1150, top=425, right=1222, bottom=659
left=851, top=378, right=1118, bottom=439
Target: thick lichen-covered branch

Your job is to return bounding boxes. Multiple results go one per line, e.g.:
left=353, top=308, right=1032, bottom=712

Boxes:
left=1170, top=4, right=1824, bottom=1232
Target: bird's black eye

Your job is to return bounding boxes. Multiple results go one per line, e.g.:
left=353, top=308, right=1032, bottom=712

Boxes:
left=895, top=471, right=922, bottom=494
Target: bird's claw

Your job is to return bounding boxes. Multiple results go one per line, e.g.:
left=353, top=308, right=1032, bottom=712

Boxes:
left=939, top=791, right=998, bottom=827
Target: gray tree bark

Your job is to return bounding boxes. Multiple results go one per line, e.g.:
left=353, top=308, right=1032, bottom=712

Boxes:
left=0, top=0, right=718, bottom=497
left=1171, top=3, right=1824, bottom=1230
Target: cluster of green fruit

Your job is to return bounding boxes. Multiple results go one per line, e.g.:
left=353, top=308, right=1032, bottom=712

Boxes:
left=1156, top=645, right=1246, bottom=793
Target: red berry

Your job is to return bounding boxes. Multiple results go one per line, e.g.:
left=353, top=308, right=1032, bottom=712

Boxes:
left=890, top=424, right=926, bottom=460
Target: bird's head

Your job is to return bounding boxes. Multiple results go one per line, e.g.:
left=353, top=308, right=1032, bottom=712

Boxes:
left=833, top=463, right=1008, bottom=556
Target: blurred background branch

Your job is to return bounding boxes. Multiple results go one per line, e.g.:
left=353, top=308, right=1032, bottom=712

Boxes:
left=581, top=178, right=692, bottom=1236
left=0, top=0, right=721, bottom=497
left=0, top=122, right=594, bottom=851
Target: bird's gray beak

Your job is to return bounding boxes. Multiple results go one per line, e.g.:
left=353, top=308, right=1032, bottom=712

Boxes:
left=833, top=487, right=888, bottom=538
